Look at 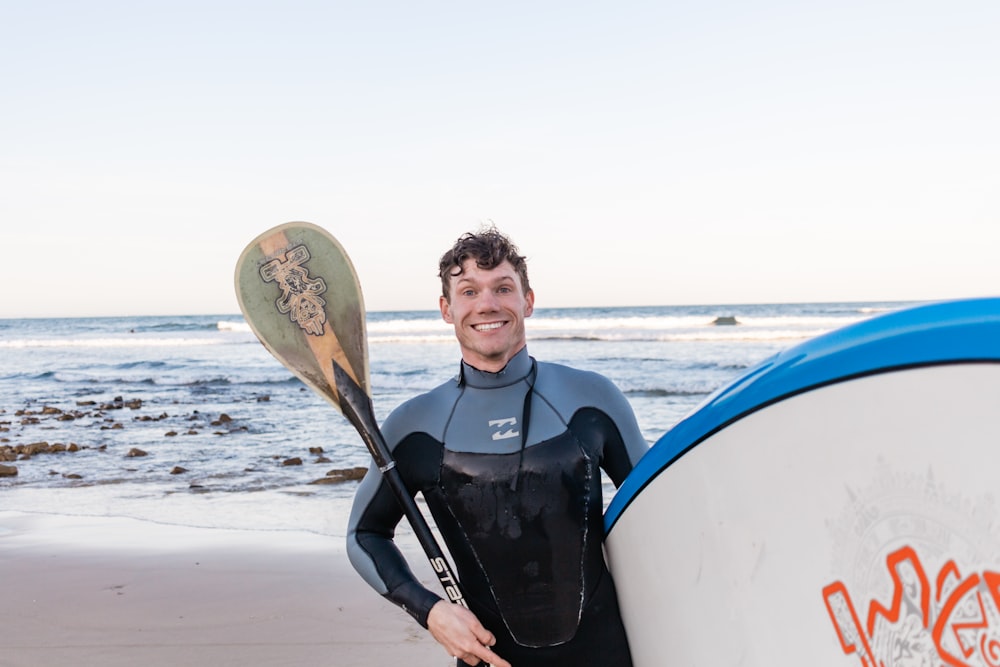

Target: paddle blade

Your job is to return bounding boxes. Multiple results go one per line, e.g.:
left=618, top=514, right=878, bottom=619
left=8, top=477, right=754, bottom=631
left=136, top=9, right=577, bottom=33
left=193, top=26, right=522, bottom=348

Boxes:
left=234, top=221, right=371, bottom=412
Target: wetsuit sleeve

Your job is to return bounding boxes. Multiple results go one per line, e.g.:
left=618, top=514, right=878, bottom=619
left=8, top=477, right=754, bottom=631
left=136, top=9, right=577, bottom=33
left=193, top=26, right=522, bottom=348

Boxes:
left=599, top=375, right=648, bottom=485
left=345, top=437, right=443, bottom=628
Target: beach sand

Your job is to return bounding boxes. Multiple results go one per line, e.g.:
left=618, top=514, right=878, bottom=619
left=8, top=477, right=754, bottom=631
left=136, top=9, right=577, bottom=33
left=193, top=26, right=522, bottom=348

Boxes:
left=0, top=511, right=452, bottom=667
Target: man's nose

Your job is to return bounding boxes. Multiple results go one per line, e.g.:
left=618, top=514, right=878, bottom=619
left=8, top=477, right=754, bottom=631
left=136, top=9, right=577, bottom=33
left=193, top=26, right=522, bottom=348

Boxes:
left=476, top=290, right=500, bottom=310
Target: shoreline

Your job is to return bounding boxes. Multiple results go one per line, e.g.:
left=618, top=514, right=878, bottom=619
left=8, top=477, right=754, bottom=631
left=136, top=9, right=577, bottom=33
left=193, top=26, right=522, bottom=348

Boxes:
left=0, top=510, right=451, bottom=667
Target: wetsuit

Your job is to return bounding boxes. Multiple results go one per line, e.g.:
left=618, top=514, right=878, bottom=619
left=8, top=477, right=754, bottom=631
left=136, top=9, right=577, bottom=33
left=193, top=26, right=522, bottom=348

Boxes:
left=346, top=347, right=647, bottom=666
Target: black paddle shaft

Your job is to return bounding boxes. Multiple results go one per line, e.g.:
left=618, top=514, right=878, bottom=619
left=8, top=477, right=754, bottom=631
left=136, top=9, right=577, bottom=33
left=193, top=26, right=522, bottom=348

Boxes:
left=332, top=360, right=468, bottom=609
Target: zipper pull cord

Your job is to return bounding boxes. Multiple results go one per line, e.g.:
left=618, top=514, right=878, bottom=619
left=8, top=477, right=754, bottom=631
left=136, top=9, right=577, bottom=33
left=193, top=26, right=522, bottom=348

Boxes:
left=509, top=359, right=537, bottom=492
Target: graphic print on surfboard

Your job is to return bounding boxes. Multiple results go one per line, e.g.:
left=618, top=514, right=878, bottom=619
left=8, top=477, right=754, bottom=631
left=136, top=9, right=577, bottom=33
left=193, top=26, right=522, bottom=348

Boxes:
left=604, top=298, right=1000, bottom=667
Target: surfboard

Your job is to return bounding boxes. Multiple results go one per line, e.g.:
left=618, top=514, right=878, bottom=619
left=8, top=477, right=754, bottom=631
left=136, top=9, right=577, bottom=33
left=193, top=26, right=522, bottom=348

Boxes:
left=604, top=297, right=1000, bottom=667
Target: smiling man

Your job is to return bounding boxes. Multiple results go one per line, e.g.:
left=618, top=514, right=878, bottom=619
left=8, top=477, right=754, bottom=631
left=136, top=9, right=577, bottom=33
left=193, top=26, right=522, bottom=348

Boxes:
left=438, top=233, right=534, bottom=373
left=347, top=227, right=647, bottom=667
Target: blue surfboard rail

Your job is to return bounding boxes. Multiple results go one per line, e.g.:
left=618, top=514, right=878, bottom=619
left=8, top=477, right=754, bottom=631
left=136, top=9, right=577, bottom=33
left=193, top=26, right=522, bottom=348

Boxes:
left=605, top=297, right=1000, bottom=534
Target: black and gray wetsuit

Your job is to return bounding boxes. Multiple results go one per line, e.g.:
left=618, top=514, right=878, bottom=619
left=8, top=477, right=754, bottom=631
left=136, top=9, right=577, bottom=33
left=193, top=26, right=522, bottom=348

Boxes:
left=346, top=347, right=647, bottom=666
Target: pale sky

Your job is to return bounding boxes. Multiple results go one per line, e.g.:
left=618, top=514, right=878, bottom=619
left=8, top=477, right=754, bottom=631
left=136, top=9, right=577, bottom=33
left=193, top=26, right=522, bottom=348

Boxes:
left=2, top=1, right=997, bottom=318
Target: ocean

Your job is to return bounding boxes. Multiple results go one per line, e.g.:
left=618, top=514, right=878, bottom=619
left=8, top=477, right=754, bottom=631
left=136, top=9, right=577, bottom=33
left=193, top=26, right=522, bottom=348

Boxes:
left=0, top=301, right=913, bottom=538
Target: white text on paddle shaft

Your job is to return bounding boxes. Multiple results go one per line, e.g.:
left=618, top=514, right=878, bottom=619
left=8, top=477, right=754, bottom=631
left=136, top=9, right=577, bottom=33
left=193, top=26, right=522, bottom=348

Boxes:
left=431, top=557, right=468, bottom=607
left=489, top=418, right=519, bottom=441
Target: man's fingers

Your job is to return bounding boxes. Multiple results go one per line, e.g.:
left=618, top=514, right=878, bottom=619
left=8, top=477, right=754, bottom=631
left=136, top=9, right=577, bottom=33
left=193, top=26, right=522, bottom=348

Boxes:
left=450, top=632, right=508, bottom=667
left=427, top=601, right=510, bottom=667
left=472, top=626, right=496, bottom=648
left=458, top=643, right=510, bottom=667
left=480, top=644, right=511, bottom=667
left=465, top=625, right=506, bottom=666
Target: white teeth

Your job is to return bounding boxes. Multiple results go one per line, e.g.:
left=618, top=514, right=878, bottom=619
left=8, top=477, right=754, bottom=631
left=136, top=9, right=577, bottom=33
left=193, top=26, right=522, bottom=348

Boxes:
left=474, top=322, right=504, bottom=331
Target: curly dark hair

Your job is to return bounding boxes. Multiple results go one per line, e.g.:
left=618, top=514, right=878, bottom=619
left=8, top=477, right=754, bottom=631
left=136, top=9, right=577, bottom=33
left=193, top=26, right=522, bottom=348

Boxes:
left=438, top=226, right=530, bottom=301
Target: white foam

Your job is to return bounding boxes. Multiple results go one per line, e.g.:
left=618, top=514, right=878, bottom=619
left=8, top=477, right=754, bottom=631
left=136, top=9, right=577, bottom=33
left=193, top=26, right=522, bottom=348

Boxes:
left=0, top=337, right=230, bottom=349
left=217, top=320, right=252, bottom=333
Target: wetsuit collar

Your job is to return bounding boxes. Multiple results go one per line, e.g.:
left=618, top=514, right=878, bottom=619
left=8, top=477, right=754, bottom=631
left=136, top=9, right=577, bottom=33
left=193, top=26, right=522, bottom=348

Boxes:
left=457, top=346, right=533, bottom=389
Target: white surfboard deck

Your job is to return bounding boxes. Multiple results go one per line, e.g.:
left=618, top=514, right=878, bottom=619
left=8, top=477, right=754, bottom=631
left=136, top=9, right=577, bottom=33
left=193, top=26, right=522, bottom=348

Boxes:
left=605, top=298, right=1000, bottom=667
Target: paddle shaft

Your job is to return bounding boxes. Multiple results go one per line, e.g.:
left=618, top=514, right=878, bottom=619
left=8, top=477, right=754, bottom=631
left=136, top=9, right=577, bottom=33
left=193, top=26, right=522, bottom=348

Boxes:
left=332, top=361, right=468, bottom=609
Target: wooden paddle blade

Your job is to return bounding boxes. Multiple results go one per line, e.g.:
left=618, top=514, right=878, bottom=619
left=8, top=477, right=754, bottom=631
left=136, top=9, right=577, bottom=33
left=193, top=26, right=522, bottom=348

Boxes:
left=234, top=222, right=371, bottom=412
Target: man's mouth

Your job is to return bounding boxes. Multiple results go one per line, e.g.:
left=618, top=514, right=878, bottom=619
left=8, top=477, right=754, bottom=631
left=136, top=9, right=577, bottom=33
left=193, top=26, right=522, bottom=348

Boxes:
left=473, top=321, right=505, bottom=332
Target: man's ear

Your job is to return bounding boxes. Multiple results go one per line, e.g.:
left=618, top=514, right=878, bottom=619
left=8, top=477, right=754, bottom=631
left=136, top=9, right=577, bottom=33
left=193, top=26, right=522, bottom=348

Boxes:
left=525, top=289, right=535, bottom=317
left=440, top=295, right=453, bottom=323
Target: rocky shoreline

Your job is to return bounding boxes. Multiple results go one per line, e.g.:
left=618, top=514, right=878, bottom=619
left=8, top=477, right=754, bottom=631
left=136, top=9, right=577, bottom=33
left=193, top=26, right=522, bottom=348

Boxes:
left=0, top=395, right=368, bottom=488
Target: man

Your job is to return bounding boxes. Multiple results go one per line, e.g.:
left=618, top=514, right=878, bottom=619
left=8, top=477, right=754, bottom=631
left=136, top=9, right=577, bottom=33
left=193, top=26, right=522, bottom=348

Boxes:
left=347, top=227, right=647, bottom=666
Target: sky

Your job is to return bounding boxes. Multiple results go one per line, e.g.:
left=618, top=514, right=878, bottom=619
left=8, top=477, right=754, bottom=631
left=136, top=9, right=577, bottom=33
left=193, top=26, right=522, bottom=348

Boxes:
left=2, top=0, right=997, bottom=318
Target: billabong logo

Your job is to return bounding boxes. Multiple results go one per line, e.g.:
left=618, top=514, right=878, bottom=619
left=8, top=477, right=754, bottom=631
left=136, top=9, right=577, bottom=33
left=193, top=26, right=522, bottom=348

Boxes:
left=260, top=244, right=328, bottom=336
left=823, top=545, right=1000, bottom=667
left=489, top=417, right=519, bottom=441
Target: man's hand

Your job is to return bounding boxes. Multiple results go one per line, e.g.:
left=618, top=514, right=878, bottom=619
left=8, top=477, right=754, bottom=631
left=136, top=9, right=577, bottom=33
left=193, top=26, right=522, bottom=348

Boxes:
left=426, top=600, right=511, bottom=667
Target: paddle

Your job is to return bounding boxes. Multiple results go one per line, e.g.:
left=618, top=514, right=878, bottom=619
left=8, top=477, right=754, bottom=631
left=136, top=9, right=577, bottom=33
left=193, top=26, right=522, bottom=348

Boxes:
left=234, top=221, right=467, bottom=608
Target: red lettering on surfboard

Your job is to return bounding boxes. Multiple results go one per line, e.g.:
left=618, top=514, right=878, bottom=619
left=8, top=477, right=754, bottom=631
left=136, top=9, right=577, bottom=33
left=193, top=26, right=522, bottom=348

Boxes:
left=823, top=546, right=1000, bottom=667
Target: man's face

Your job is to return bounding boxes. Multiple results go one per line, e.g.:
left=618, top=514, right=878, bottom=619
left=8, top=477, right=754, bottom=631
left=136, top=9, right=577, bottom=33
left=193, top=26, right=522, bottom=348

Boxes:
left=439, top=258, right=534, bottom=372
